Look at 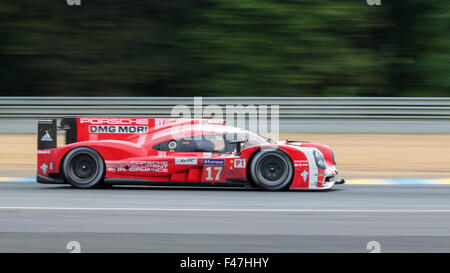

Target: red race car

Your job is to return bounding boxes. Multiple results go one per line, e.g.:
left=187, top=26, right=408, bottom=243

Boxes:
left=37, top=117, right=344, bottom=190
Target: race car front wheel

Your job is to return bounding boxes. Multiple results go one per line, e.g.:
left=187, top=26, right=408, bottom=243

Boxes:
left=62, top=147, right=105, bottom=189
left=249, top=149, right=293, bottom=190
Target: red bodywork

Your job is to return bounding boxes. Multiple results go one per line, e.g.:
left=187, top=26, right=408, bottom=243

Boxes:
left=37, top=117, right=339, bottom=189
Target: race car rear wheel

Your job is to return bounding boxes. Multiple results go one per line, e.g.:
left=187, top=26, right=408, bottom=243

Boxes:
left=62, top=147, right=105, bottom=189
left=249, top=149, right=293, bottom=190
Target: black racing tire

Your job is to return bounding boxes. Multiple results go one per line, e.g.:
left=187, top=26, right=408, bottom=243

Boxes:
left=62, top=147, right=105, bottom=189
left=249, top=149, right=294, bottom=191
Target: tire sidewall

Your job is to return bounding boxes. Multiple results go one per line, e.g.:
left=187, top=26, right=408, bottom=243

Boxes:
left=62, top=147, right=105, bottom=189
left=249, top=149, right=293, bottom=190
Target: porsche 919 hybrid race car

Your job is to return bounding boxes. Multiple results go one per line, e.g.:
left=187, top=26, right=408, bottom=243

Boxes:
left=37, top=117, right=344, bottom=190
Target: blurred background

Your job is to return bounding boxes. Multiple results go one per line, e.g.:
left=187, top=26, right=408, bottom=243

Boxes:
left=0, top=0, right=449, bottom=97
left=1, top=0, right=450, bottom=253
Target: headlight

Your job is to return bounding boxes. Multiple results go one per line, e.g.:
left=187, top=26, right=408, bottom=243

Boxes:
left=313, top=150, right=326, bottom=170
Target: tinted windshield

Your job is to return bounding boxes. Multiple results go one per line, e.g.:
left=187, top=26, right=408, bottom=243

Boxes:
left=243, top=132, right=276, bottom=147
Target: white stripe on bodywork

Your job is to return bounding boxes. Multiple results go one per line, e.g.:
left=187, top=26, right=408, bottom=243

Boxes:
left=137, top=134, right=147, bottom=146
left=291, top=146, right=318, bottom=189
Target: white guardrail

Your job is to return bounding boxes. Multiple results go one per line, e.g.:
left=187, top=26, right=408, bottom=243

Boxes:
left=0, top=97, right=449, bottom=133
left=1, top=97, right=450, bottom=118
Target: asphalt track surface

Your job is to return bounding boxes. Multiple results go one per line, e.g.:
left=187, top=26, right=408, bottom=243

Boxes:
left=0, top=182, right=450, bottom=252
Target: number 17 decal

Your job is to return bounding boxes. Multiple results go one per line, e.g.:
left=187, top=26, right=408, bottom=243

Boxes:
left=203, top=166, right=223, bottom=182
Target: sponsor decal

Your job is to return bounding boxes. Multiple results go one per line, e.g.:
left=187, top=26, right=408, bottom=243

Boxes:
left=40, top=130, right=53, bottom=142
left=155, top=119, right=165, bottom=129
left=89, top=125, right=148, bottom=134
left=80, top=118, right=148, bottom=125
left=126, top=160, right=168, bottom=173
left=40, top=163, right=48, bottom=175
left=294, top=160, right=309, bottom=167
left=175, top=158, right=198, bottom=165
left=38, top=150, right=51, bottom=154
left=234, top=158, right=246, bottom=168
left=203, top=158, right=225, bottom=166
left=49, top=162, right=54, bottom=170
left=301, top=170, right=308, bottom=182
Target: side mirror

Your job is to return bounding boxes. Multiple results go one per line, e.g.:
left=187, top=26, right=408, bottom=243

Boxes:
left=228, top=137, right=248, bottom=155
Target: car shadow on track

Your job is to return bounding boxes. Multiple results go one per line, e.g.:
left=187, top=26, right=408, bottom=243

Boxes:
left=39, top=184, right=344, bottom=193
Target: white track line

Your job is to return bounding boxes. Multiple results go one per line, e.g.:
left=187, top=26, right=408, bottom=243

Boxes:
left=0, top=207, right=450, bottom=213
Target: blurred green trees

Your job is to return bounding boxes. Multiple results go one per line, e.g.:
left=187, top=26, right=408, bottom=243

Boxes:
left=0, top=0, right=448, bottom=96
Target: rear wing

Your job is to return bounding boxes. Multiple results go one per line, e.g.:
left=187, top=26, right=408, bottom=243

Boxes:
left=37, top=118, right=76, bottom=150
